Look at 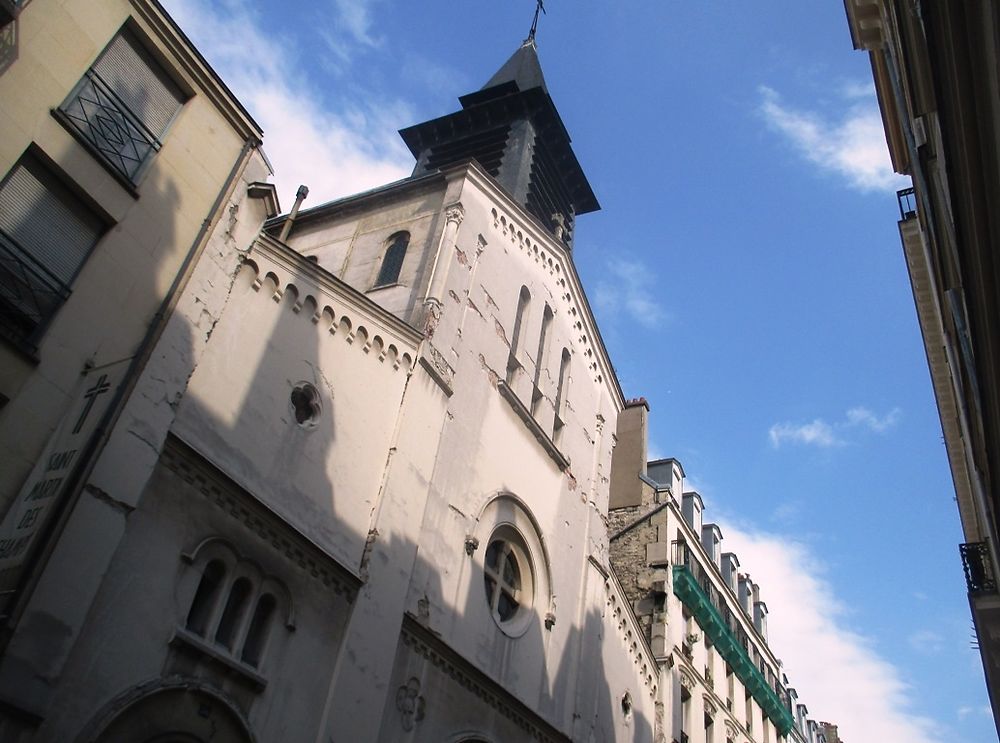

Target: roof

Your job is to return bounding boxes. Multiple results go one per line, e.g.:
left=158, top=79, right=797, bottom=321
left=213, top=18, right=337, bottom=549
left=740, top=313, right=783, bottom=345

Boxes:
left=481, top=37, right=548, bottom=94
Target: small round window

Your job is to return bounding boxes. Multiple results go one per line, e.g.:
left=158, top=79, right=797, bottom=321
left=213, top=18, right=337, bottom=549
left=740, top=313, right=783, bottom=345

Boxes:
left=290, top=383, right=321, bottom=427
left=482, top=525, right=534, bottom=633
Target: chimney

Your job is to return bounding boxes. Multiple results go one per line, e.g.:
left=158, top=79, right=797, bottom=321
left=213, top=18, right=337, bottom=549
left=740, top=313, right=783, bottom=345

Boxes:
left=609, top=398, right=649, bottom=509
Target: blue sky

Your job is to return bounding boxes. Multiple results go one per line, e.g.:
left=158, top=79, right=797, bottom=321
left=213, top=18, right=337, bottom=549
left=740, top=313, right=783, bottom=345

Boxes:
left=162, top=1, right=992, bottom=739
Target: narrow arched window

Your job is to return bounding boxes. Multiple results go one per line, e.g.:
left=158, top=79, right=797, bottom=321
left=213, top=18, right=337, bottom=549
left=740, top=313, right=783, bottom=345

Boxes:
left=553, top=348, right=571, bottom=437
left=186, top=559, right=225, bottom=635
left=215, top=577, right=252, bottom=649
left=375, top=231, right=409, bottom=287
left=531, top=304, right=553, bottom=413
left=241, top=593, right=277, bottom=667
left=507, top=286, right=531, bottom=382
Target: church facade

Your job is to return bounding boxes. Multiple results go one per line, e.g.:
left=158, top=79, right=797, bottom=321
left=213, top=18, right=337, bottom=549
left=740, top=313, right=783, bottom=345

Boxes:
left=0, top=2, right=831, bottom=741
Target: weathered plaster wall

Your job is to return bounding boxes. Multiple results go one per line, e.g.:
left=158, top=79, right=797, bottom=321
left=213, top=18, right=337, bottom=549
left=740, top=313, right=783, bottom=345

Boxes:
left=0, top=0, right=260, bottom=510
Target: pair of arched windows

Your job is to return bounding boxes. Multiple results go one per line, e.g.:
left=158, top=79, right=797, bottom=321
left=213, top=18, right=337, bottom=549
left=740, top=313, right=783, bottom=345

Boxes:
left=508, top=285, right=571, bottom=431
left=374, top=231, right=409, bottom=287
left=184, top=547, right=285, bottom=669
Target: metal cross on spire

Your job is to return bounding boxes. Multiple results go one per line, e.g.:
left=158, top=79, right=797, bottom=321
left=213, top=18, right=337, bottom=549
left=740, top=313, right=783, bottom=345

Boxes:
left=528, top=0, right=546, bottom=41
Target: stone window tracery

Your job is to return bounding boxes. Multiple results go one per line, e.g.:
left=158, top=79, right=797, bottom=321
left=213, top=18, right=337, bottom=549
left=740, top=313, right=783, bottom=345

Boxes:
left=179, top=540, right=291, bottom=673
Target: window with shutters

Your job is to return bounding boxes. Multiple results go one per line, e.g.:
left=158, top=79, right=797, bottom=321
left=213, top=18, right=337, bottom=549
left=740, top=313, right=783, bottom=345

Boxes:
left=0, top=151, right=105, bottom=349
left=57, top=26, right=186, bottom=183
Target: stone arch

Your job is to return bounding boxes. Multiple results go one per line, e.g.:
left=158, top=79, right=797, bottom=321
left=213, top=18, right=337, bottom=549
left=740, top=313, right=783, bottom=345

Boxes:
left=78, top=679, right=256, bottom=743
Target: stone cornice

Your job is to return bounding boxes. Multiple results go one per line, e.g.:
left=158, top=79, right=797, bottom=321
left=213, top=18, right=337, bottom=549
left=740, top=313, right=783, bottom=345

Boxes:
left=161, top=436, right=362, bottom=603
left=250, top=233, right=423, bottom=360
left=400, top=615, right=570, bottom=742
left=133, top=0, right=263, bottom=142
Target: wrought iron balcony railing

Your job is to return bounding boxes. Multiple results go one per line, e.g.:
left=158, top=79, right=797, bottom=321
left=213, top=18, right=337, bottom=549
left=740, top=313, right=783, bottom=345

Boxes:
left=57, top=70, right=163, bottom=182
left=0, top=228, right=71, bottom=349
left=897, top=186, right=917, bottom=221
left=960, top=542, right=996, bottom=595
left=672, top=542, right=795, bottom=736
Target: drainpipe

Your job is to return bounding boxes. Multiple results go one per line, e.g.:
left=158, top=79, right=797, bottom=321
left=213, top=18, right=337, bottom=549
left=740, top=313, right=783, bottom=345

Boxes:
left=0, top=138, right=260, bottom=641
left=278, top=185, right=309, bottom=242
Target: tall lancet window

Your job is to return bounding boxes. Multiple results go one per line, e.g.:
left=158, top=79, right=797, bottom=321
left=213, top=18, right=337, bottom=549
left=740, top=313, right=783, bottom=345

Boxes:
left=506, top=286, right=531, bottom=383
left=374, top=231, right=409, bottom=287
left=553, top=348, right=570, bottom=438
left=531, top=304, right=553, bottom=413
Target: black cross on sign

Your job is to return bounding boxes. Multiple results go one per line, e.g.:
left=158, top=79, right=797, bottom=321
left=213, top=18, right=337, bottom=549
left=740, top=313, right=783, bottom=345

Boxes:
left=528, top=0, right=546, bottom=41
left=72, top=374, right=111, bottom=435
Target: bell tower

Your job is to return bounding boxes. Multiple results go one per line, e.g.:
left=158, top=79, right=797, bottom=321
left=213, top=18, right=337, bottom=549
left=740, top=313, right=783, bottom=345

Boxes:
left=398, top=38, right=599, bottom=248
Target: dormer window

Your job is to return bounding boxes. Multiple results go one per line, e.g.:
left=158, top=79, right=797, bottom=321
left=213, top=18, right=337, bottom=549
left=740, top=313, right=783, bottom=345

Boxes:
left=374, top=231, right=409, bottom=287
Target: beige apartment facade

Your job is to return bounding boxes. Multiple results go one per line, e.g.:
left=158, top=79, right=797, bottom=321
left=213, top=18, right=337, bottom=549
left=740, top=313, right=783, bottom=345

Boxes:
left=843, top=1, right=1000, bottom=734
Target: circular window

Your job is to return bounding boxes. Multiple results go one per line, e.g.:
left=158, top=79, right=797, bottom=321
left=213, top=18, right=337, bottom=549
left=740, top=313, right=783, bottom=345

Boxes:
left=289, top=383, right=321, bottom=427
left=482, top=525, right=534, bottom=634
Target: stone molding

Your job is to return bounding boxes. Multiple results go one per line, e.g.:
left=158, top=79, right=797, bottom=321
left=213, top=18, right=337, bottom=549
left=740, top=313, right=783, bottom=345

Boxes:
left=161, top=436, right=361, bottom=603
left=246, top=235, right=420, bottom=372
left=400, top=615, right=570, bottom=742
left=600, top=557, right=659, bottom=699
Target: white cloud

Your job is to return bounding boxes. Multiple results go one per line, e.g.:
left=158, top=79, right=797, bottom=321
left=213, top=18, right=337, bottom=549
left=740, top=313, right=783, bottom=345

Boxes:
left=594, top=257, right=669, bottom=330
left=759, top=84, right=909, bottom=193
left=719, top=521, right=940, bottom=743
left=331, top=0, right=383, bottom=48
left=161, top=0, right=413, bottom=207
left=769, top=406, right=901, bottom=448
left=846, top=406, right=900, bottom=433
left=769, top=419, right=841, bottom=448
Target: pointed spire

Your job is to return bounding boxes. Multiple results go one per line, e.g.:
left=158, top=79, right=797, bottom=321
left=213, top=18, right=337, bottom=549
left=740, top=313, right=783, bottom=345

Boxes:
left=397, top=33, right=599, bottom=249
left=481, top=37, right=548, bottom=94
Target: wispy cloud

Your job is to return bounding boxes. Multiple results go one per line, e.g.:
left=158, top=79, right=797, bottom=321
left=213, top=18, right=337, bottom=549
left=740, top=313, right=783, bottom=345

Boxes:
left=758, top=84, right=908, bottom=193
left=719, top=521, right=941, bottom=743
left=769, top=406, right=900, bottom=449
left=162, top=0, right=413, bottom=206
left=846, top=405, right=900, bottom=433
left=769, top=419, right=841, bottom=448
left=594, top=257, right=669, bottom=330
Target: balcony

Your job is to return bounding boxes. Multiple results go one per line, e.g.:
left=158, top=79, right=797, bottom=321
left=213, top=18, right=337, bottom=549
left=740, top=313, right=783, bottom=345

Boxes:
left=960, top=542, right=997, bottom=595
left=672, top=543, right=795, bottom=736
left=56, top=70, right=162, bottom=183
left=0, top=228, right=71, bottom=350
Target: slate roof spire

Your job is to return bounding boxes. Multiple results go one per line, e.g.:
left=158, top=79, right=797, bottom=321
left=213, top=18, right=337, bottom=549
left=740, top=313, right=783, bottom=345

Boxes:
left=481, top=37, right=548, bottom=95
left=398, top=36, right=599, bottom=250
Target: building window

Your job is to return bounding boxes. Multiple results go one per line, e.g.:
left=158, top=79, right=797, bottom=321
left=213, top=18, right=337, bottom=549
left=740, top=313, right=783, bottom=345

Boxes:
left=290, top=382, right=321, bottom=427
left=185, top=558, right=225, bottom=635
left=483, top=533, right=529, bottom=623
left=553, top=348, right=570, bottom=436
left=215, top=577, right=252, bottom=650
left=57, top=26, right=185, bottom=183
left=531, top=304, right=553, bottom=414
left=374, top=231, right=409, bottom=287
left=0, top=151, right=105, bottom=348
left=180, top=540, right=291, bottom=674
left=506, top=285, right=531, bottom=382
left=241, top=593, right=277, bottom=667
